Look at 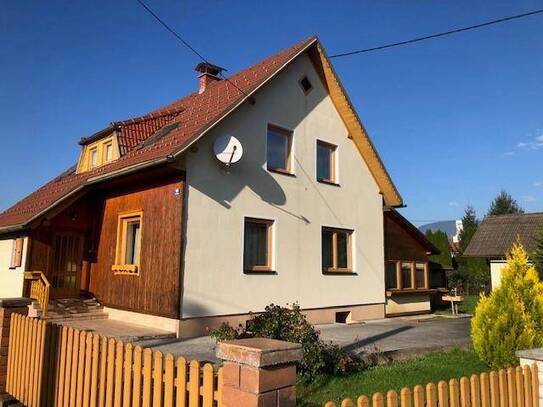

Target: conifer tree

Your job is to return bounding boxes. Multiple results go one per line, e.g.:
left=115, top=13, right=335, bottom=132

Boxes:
left=487, top=190, right=524, bottom=216
left=471, top=242, right=543, bottom=368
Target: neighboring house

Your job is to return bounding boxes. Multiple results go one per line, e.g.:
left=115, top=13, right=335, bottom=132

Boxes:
left=0, top=37, right=405, bottom=337
left=384, top=209, right=446, bottom=316
left=464, top=212, right=543, bottom=290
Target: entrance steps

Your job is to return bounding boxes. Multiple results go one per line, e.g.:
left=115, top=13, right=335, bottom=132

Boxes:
left=28, top=297, right=108, bottom=323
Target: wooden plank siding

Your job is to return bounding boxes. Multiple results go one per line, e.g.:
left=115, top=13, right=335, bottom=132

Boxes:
left=89, top=170, right=184, bottom=319
left=25, top=167, right=184, bottom=319
left=384, top=212, right=430, bottom=262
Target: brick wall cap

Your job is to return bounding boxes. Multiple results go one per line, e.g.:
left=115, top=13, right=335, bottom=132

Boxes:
left=0, top=298, right=32, bottom=308
left=216, top=338, right=303, bottom=368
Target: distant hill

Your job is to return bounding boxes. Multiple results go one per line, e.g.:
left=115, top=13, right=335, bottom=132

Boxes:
left=419, top=220, right=457, bottom=240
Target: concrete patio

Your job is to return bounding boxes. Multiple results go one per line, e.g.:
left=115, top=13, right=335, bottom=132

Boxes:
left=129, top=315, right=472, bottom=364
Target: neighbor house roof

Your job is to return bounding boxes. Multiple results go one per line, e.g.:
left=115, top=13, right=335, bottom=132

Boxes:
left=0, top=36, right=403, bottom=233
left=464, top=212, right=543, bottom=258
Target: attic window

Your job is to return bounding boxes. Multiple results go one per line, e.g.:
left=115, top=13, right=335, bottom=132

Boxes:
left=299, top=76, right=313, bottom=94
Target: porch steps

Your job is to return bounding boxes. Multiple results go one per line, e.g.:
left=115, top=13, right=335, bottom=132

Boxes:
left=28, top=297, right=108, bottom=323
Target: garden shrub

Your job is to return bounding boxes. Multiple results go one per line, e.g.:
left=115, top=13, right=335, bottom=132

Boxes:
left=210, top=303, right=363, bottom=380
left=471, top=242, right=543, bottom=369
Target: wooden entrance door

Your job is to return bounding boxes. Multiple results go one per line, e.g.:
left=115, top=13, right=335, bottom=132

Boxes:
left=50, top=232, right=84, bottom=298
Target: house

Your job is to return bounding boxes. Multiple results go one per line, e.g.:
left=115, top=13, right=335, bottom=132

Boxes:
left=384, top=209, right=447, bottom=316
left=0, top=36, right=405, bottom=337
left=464, top=212, right=543, bottom=290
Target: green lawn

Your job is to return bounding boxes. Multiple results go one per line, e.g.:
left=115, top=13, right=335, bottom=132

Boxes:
left=297, top=348, right=489, bottom=407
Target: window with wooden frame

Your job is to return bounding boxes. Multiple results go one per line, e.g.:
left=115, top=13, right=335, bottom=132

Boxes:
left=113, top=211, right=143, bottom=275
left=243, top=217, right=274, bottom=272
left=415, top=262, right=427, bottom=289
left=385, top=261, right=398, bottom=289
left=89, top=147, right=98, bottom=169
left=322, top=227, right=353, bottom=273
left=104, top=142, right=114, bottom=162
left=316, top=140, right=337, bottom=184
left=266, top=124, right=293, bottom=174
left=9, top=238, right=24, bottom=269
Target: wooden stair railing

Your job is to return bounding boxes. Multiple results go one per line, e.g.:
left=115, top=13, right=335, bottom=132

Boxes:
left=23, top=271, right=50, bottom=317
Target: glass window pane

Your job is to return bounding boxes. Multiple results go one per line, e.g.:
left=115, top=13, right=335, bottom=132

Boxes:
left=125, top=219, right=141, bottom=265
left=385, top=262, right=397, bottom=289
left=337, top=231, right=348, bottom=269
left=90, top=149, right=98, bottom=167
left=244, top=221, right=269, bottom=268
left=317, top=143, right=332, bottom=181
left=267, top=129, right=288, bottom=170
left=415, top=263, right=426, bottom=288
left=321, top=229, right=334, bottom=269
left=105, top=143, right=113, bottom=161
left=401, top=262, right=413, bottom=289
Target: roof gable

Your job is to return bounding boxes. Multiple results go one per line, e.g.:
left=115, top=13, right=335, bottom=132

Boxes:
left=0, top=36, right=402, bottom=232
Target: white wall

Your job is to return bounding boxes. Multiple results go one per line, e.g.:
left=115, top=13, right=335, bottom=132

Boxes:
left=182, top=53, right=386, bottom=318
left=385, top=295, right=431, bottom=315
left=0, top=238, right=27, bottom=298
left=490, top=260, right=507, bottom=290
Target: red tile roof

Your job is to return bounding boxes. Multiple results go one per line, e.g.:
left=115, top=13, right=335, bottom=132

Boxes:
left=0, top=37, right=317, bottom=231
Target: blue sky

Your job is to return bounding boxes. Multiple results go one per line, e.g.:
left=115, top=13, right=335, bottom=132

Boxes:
left=1, top=1, right=542, bottom=225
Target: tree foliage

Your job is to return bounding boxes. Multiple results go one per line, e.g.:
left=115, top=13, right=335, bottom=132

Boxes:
left=531, top=227, right=543, bottom=280
left=487, top=190, right=524, bottom=217
left=459, top=205, right=478, bottom=254
left=425, top=229, right=452, bottom=267
left=471, top=242, right=543, bottom=369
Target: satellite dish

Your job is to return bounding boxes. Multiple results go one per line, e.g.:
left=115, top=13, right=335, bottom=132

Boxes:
left=213, top=134, right=243, bottom=166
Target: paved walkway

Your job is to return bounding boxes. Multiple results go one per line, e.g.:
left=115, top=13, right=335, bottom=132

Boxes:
left=59, top=319, right=176, bottom=342
left=131, top=316, right=472, bottom=364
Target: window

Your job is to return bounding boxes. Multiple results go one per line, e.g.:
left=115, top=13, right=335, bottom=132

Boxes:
left=415, top=263, right=427, bottom=289
left=113, top=211, right=143, bottom=275
left=299, top=76, right=313, bottom=94
left=89, top=147, right=98, bottom=168
left=322, top=227, right=353, bottom=272
left=104, top=142, right=113, bottom=162
left=10, top=238, right=24, bottom=269
left=401, top=262, right=414, bottom=289
left=316, top=141, right=337, bottom=183
left=267, top=125, right=292, bottom=174
left=244, top=218, right=273, bottom=272
left=385, top=261, right=398, bottom=289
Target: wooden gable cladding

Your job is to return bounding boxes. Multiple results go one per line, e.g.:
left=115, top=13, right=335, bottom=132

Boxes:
left=89, top=170, right=184, bottom=319
left=384, top=211, right=431, bottom=262
left=308, top=44, right=403, bottom=207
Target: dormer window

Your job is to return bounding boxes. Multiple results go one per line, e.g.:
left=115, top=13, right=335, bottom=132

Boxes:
left=89, top=147, right=98, bottom=168
left=77, top=135, right=119, bottom=173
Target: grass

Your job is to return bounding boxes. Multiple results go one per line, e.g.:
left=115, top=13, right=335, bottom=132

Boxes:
left=297, top=348, right=488, bottom=407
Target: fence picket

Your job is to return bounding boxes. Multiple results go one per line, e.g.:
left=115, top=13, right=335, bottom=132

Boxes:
left=142, top=348, right=153, bottom=407
left=153, top=351, right=164, bottom=407
left=89, top=334, right=100, bottom=407
left=176, top=357, right=187, bottom=407
left=83, top=333, right=93, bottom=407
left=189, top=360, right=200, bottom=407
left=123, top=343, right=133, bottom=407
left=105, top=338, right=116, bottom=407
left=132, top=346, right=143, bottom=407
left=114, top=341, right=124, bottom=407
left=401, top=388, right=412, bottom=407
left=489, top=371, right=499, bottom=407
left=98, top=336, right=108, bottom=407
left=77, top=331, right=87, bottom=407
left=460, top=377, right=471, bottom=407
left=438, top=381, right=449, bottom=407
left=516, top=366, right=525, bottom=407
left=164, top=354, right=175, bottom=407
left=508, top=368, right=517, bottom=407
left=413, top=385, right=424, bottom=407
left=450, top=379, right=460, bottom=407
left=427, top=383, right=437, bottom=407
left=530, top=364, right=539, bottom=407
left=480, top=373, right=490, bottom=407
left=202, top=363, right=214, bottom=407
left=499, top=369, right=508, bottom=407
left=342, top=399, right=355, bottom=407
left=357, top=395, right=369, bottom=407
left=470, top=375, right=480, bottom=407
left=387, top=390, right=398, bottom=407
left=63, top=328, right=74, bottom=407
left=523, top=365, right=532, bottom=407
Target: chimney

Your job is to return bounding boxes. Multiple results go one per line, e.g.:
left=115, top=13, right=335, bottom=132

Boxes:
left=195, top=62, right=227, bottom=94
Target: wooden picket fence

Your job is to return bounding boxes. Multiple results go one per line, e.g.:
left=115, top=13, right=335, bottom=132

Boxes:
left=324, top=364, right=539, bottom=407
left=6, top=314, right=223, bottom=407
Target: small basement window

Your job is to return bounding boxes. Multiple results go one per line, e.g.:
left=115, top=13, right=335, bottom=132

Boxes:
left=299, top=76, right=313, bottom=94
left=113, top=211, right=143, bottom=275
left=244, top=217, right=274, bottom=272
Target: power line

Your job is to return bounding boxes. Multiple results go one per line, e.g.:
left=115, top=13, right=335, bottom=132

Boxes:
left=134, top=0, right=250, bottom=98
left=329, top=8, right=543, bottom=58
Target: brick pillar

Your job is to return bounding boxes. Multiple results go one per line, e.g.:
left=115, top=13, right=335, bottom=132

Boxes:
left=0, top=298, right=31, bottom=394
left=216, top=338, right=303, bottom=407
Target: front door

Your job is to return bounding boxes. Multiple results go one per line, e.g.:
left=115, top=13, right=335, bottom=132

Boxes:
left=50, top=232, right=84, bottom=298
